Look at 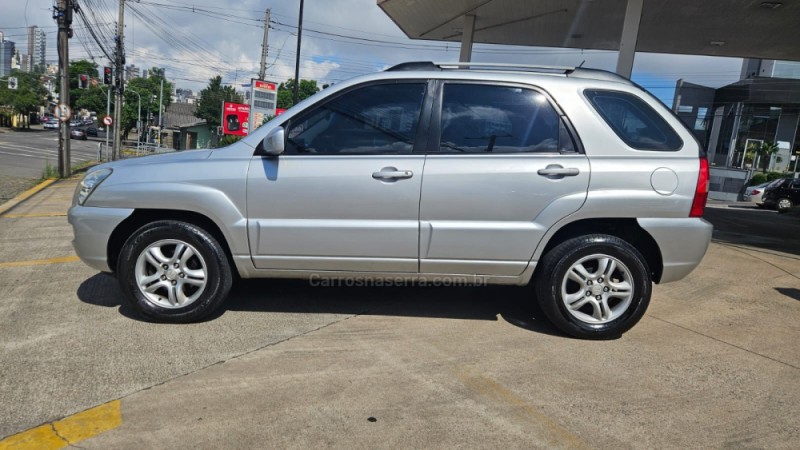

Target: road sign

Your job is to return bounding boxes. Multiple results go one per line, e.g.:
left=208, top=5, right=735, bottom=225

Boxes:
left=7, top=77, right=18, bottom=90
left=103, top=116, right=113, bottom=126
left=54, top=104, right=72, bottom=123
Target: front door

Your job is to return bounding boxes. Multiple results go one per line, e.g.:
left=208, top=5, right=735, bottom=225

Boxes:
left=247, top=81, right=431, bottom=273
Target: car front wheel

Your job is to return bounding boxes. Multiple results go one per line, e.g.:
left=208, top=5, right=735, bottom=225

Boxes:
left=117, top=220, right=232, bottom=323
left=535, top=234, right=652, bottom=340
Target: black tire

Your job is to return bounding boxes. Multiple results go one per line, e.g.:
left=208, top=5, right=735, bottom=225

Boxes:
left=117, top=220, right=233, bottom=323
left=534, top=234, right=652, bottom=340
left=776, top=198, right=793, bottom=213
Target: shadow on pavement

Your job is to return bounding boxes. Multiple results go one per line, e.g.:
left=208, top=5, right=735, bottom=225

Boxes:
left=77, top=273, right=565, bottom=337
left=775, top=287, right=800, bottom=301
left=704, top=207, right=800, bottom=257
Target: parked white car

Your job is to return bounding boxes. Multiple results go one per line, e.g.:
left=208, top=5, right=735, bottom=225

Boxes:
left=743, top=179, right=782, bottom=206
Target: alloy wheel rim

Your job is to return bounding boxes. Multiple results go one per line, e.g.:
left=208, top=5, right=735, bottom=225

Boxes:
left=560, top=254, right=634, bottom=324
left=135, top=239, right=208, bottom=309
left=778, top=199, right=791, bottom=209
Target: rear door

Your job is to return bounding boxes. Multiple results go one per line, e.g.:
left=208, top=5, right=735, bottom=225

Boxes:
left=418, top=81, right=590, bottom=276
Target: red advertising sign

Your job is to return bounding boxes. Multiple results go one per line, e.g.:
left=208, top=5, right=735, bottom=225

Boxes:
left=254, top=80, right=277, bottom=91
left=222, top=102, right=250, bottom=136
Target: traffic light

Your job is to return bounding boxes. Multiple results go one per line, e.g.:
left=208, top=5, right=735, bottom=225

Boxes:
left=7, top=77, right=17, bottom=90
left=103, top=67, right=112, bottom=85
left=79, top=74, right=89, bottom=89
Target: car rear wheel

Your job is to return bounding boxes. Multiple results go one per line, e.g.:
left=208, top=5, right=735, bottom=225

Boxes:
left=117, top=220, right=232, bottom=323
left=535, top=234, right=652, bottom=340
left=777, top=198, right=793, bottom=213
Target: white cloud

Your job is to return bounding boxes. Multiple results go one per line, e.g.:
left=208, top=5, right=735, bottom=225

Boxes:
left=0, top=0, right=747, bottom=101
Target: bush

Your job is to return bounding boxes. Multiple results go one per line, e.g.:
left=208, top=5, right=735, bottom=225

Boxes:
left=766, top=171, right=784, bottom=182
left=748, top=171, right=785, bottom=186
left=217, top=134, right=242, bottom=147
left=749, top=173, right=767, bottom=186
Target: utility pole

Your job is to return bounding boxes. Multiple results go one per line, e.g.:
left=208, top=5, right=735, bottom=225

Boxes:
left=292, top=0, right=304, bottom=106
left=157, top=76, right=163, bottom=147
left=112, top=0, right=125, bottom=161
left=258, top=9, right=270, bottom=80
left=56, top=0, right=72, bottom=177
left=104, top=85, right=110, bottom=159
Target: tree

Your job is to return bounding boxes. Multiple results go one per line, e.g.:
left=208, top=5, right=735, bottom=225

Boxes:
left=66, top=59, right=98, bottom=109
left=276, top=78, right=320, bottom=109
left=759, top=141, right=780, bottom=172
left=0, top=69, right=49, bottom=128
left=195, top=75, right=243, bottom=130
left=120, top=72, right=173, bottom=139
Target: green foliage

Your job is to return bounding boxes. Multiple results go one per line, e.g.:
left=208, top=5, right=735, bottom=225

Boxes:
left=276, top=78, right=320, bottom=109
left=195, top=76, right=243, bottom=130
left=75, top=86, right=108, bottom=115
left=218, top=134, right=243, bottom=147
left=41, top=161, right=59, bottom=179
left=67, top=60, right=99, bottom=109
left=749, top=173, right=767, bottom=185
left=121, top=73, right=173, bottom=138
left=749, top=171, right=784, bottom=186
left=0, top=69, right=50, bottom=127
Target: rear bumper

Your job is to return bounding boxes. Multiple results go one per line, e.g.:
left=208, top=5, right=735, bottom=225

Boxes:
left=637, top=218, right=713, bottom=283
left=68, top=205, right=134, bottom=272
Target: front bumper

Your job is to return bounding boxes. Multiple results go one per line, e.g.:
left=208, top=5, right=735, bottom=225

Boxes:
left=637, top=218, right=713, bottom=283
left=68, top=205, right=134, bottom=272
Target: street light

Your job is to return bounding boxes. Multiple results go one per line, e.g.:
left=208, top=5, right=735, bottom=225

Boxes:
left=127, top=88, right=142, bottom=154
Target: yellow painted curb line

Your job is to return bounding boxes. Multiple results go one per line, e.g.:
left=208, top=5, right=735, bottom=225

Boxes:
left=0, top=255, right=80, bottom=268
left=0, top=400, right=121, bottom=449
left=0, top=178, right=58, bottom=217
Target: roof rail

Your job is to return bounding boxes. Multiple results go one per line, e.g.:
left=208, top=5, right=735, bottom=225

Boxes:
left=386, top=61, right=575, bottom=74
left=385, top=61, right=631, bottom=83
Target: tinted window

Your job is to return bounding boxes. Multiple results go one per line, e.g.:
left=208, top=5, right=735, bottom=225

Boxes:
left=438, top=84, right=573, bottom=154
left=585, top=90, right=683, bottom=151
left=286, top=83, right=426, bottom=155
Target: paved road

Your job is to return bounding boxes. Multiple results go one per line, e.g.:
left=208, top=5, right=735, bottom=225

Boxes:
left=0, top=128, right=103, bottom=179
left=0, top=182, right=798, bottom=448
left=705, top=203, right=800, bottom=256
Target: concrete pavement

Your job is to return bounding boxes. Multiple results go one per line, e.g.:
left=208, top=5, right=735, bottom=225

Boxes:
left=0, top=180, right=798, bottom=448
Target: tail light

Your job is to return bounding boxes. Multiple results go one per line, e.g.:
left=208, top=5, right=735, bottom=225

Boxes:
left=751, top=189, right=761, bottom=195
left=690, top=157, right=709, bottom=217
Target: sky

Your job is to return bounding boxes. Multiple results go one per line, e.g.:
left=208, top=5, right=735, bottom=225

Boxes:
left=0, top=0, right=747, bottom=105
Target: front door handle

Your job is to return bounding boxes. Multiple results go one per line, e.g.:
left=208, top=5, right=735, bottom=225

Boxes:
left=372, top=169, right=413, bottom=180
left=537, top=164, right=580, bottom=178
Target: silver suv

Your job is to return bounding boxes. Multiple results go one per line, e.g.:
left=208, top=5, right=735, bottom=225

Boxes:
left=68, top=62, right=712, bottom=339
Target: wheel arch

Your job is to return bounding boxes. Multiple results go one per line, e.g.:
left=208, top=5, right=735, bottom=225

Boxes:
left=533, top=218, right=664, bottom=283
left=107, top=209, right=238, bottom=276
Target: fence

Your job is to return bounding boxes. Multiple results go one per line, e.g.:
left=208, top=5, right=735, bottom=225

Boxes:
left=96, top=140, right=177, bottom=162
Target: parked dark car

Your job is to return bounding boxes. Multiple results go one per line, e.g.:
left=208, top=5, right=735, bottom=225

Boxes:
left=70, top=129, right=88, bottom=140
left=85, top=126, right=99, bottom=137
left=762, top=177, right=800, bottom=212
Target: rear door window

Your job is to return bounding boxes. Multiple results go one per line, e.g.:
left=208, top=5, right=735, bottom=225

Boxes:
left=437, top=84, right=576, bottom=154
left=585, top=90, right=683, bottom=151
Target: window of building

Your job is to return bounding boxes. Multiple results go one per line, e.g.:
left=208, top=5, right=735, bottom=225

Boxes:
left=285, top=83, right=426, bottom=155
left=585, top=90, right=683, bottom=151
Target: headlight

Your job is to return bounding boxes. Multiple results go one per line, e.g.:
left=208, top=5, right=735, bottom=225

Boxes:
left=78, top=168, right=113, bottom=205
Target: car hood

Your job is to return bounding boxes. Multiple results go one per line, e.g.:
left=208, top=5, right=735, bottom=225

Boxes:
left=93, top=149, right=214, bottom=172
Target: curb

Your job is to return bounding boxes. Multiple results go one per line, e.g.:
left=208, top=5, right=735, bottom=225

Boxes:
left=0, top=178, right=58, bottom=217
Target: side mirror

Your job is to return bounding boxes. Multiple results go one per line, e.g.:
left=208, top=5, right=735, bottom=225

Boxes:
left=262, top=127, right=285, bottom=156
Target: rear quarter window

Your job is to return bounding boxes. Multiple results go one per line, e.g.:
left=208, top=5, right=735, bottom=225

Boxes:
left=585, top=90, right=683, bottom=151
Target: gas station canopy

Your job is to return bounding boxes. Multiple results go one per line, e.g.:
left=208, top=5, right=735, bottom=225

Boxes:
left=378, top=0, right=800, bottom=76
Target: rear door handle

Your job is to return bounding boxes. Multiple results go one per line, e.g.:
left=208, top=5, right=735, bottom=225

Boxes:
left=372, top=170, right=413, bottom=180
left=537, top=165, right=580, bottom=178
